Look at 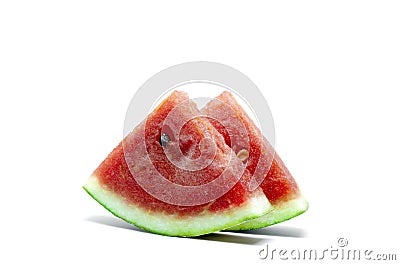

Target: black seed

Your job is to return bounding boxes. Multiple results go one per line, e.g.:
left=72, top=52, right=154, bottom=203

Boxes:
left=160, top=133, right=171, bottom=147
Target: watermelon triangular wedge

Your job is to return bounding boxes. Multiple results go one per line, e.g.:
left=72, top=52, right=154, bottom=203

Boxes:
left=83, top=91, right=272, bottom=236
left=202, top=91, right=308, bottom=230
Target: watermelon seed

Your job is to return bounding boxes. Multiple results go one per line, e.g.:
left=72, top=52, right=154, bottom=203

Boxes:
left=160, top=133, right=171, bottom=147
left=237, top=149, right=249, bottom=161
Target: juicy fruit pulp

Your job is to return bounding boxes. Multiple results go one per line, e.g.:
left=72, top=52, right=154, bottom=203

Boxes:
left=202, top=92, right=308, bottom=230
left=83, top=91, right=272, bottom=236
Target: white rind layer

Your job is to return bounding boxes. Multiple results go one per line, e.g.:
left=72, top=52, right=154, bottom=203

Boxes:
left=227, top=195, right=308, bottom=230
left=84, top=175, right=272, bottom=237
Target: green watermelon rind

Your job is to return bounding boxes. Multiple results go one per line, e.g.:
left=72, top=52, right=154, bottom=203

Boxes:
left=83, top=176, right=273, bottom=237
left=226, top=195, right=308, bottom=230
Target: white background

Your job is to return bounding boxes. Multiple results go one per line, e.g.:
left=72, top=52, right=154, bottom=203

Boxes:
left=1, top=1, right=399, bottom=264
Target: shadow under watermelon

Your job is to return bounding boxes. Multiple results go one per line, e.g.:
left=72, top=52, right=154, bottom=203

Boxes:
left=228, top=225, right=307, bottom=238
left=86, top=215, right=151, bottom=234
left=86, top=215, right=271, bottom=245
left=196, top=232, right=270, bottom=245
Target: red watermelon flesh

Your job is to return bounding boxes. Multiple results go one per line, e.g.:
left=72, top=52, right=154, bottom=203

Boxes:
left=202, top=91, right=308, bottom=229
left=83, top=91, right=272, bottom=236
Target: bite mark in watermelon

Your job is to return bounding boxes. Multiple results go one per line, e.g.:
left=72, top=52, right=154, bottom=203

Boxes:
left=83, top=91, right=272, bottom=236
left=202, top=91, right=308, bottom=230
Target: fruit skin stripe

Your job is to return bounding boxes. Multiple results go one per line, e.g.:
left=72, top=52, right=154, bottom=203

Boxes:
left=227, top=195, right=309, bottom=230
left=83, top=176, right=273, bottom=237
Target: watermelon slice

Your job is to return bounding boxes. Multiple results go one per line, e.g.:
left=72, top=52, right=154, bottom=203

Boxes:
left=83, top=91, right=272, bottom=236
left=202, top=91, right=308, bottom=230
